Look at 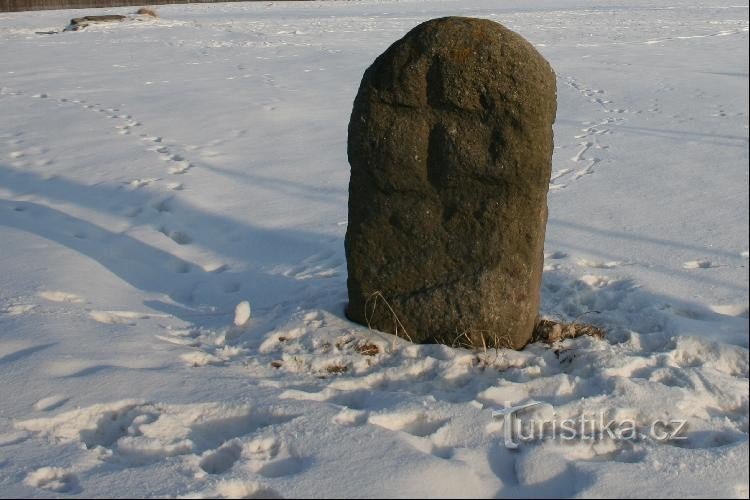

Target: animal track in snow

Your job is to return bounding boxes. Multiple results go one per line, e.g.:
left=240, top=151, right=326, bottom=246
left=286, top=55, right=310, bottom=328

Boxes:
left=24, top=467, right=80, bottom=493
left=683, top=259, right=715, bottom=269
left=3, top=90, right=204, bottom=241
left=22, top=91, right=144, bottom=145
left=168, top=258, right=192, bottom=274
left=152, top=197, right=173, bottom=213
left=281, top=250, right=342, bottom=280
left=88, top=310, right=168, bottom=325
left=199, top=440, right=243, bottom=474
left=245, top=436, right=305, bottom=478
left=37, top=291, right=84, bottom=303
left=368, top=412, right=449, bottom=438
left=0, top=431, right=30, bottom=446
left=709, top=303, right=749, bottom=318
left=367, top=411, right=455, bottom=460
left=577, top=258, right=620, bottom=269
left=711, top=104, right=729, bottom=118
left=159, top=226, right=193, bottom=245
left=180, top=348, right=244, bottom=367
left=89, top=310, right=146, bottom=325
left=658, top=299, right=747, bottom=334
left=542, top=268, right=667, bottom=335
left=202, top=262, right=229, bottom=274
left=140, top=133, right=197, bottom=176
left=550, top=168, right=572, bottom=184
left=16, top=400, right=299, bottom=468
left=188, top=480, right=282, bottom=499
left=1, top=303, right=36, bottom=316
left=168, top=162, right=193, bottom=175
left=155, top=334, right=200, bottom=348
left=33, top=395, right=69, bottom=411
left=126, top=178, right=160, bottom=189
left=666, top=304, right=715, bottom=321
left=333, top=408, right=368, bottom=426
left=554, top=76, right=622, bottom=187
left=19, top=90, right=199, bottom=192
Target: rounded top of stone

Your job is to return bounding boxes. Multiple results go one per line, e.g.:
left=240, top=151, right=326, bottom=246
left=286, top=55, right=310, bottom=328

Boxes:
left=359, top=16, right=556, bottom=117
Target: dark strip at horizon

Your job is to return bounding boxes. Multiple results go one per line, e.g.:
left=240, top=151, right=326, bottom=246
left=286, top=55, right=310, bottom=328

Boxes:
left=2, top=0, right=311, bottom=13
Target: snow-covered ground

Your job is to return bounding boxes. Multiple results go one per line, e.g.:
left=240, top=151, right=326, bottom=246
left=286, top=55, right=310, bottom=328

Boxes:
left=0, top=0, right=747, bottom=497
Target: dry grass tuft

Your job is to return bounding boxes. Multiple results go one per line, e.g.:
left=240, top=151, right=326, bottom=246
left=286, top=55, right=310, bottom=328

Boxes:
left=325, top=363, right=348, bottom=374
left=335, top=336, right=354, bottom=351
left=364, top=291, right=413, bottom=345
left=355, top=342, right=380, bottom=356
left=431, top=329, right=513, bottom=352
left=136, top=7, right=158, bottom=17
left=359, top=290, right=605, bottom=356
left=532, top=317, right=606, bottom=345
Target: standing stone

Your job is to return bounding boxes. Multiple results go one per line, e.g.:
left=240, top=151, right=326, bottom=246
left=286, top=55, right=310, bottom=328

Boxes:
left=345, top=17, right=557, bottom=349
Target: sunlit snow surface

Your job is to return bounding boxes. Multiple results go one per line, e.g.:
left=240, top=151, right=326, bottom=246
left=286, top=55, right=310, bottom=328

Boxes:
left=0, top=1, right=748, bottom=497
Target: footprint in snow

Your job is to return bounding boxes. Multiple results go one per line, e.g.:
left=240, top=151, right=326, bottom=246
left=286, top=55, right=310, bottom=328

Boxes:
left=199, top=440, right=243, bottom=474
left=24, top=467, right=80, bottom=494
left=126, top=178, right=160, bottom=189
left=283, top=250, right=343, bottom=280
left=577, top=258, right=620, bottom=269
left=188, top=480, right=282, bottom=499
left=333, top=408, right=368, bottom=427
left=1, top=304, right=36, bottom=316
left=37, top=291, right=84, bottom=303
left=159, top=226, right=193, bottom=245
left=368, top=411, right=449, bottom=438
left=168, top=259, right=191, bottom=274
left=709, top=303, right=749, bottom=318
left=33, top=395, right=69, bottom=411
left=202, top=261, right=228, bottom=274
left=245, top=436, right=305, bottom=478
left=154, top=333, right=200, bottom=348
left=88, top=310, right=165, bottom=325
left=151, top=197, right=173, bottom=213
left=168, top=162, right=193, bottom=175
left=0, top=430, right=30, bottom=446
left=368, top=412, right=454, bottom=459
left=683, top=259, right=715, bottom=269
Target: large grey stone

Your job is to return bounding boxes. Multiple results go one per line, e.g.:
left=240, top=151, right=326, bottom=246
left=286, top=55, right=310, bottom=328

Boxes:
left=345, top=16, right=557, bottom=349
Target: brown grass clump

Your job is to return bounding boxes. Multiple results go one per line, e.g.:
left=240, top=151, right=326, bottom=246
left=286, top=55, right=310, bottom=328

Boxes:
left=355, top=342, right=380, bottom=356
left=325, top=364, right=348, bottom=374
left=359, top=289, right=605, bottom=352
left=531, top=318, right=606, bottom=345
left=136, top=7, right=158, bottom=17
